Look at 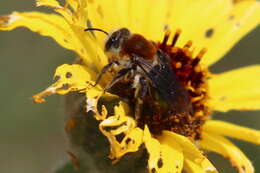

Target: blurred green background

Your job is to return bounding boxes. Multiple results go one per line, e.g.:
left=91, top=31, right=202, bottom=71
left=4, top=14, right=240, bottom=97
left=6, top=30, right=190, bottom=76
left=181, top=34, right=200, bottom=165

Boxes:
left=0, top=1, right=259, bottom=173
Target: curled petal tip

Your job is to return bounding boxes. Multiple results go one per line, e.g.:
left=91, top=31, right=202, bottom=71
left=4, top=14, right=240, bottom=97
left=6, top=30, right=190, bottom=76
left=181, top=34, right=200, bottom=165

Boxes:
left=32, top=87, right=56, bottom=103
left=0, top=15, right=19, bottom=27
left=32, top=96, right=46, bottom=103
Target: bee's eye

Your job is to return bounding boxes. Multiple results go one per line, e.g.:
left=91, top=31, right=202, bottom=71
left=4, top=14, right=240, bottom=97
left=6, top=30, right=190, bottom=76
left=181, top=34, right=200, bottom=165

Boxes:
left=105, top=28, right=130, bottom=52
left=105, top=34, right=120, bottom=51
left=111, top=36, right=120, bottom=48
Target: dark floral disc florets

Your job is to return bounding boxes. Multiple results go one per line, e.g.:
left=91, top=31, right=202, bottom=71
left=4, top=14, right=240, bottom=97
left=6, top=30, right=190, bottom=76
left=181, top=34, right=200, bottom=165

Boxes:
left=110, top=30, right=210, bottom=140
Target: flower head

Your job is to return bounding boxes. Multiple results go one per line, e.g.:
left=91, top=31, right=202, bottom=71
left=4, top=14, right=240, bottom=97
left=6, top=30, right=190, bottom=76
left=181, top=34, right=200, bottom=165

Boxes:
left=1, top=0, right=260, bottom=172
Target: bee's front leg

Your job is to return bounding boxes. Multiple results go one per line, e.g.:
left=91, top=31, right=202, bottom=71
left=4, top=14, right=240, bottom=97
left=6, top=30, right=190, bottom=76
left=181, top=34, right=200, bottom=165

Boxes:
left=94, top=61, right=120, bottom=86
left=104, top=67, right=132, bottom=92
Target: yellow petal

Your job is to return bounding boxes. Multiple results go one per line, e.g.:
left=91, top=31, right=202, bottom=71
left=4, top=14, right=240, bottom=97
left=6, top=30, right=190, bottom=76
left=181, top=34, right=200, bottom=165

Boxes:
left=88, top=0, right=168, bottom=41
left=128, top=0, right=152, bottom=37
left=0, top=12, right=77, bottom=51
left=208, top=65, right=260, bottom=112
left=203, top=120, right=260, bottom=145
left=184, top=158, right=209, bottom=173
left=87, top=0, right=125, bottom=30
left=86, top=0, right=127, bottom=47
left=136, top=0, right=168, bottom=41
left=99, top=102, right=143, bottom=161
left=201, top=1, right=260, bottom=66
left=33, top=64, right=95, bottom=103
left=162, top=131, right=218, bottom=173
left=36, top=0, right=107, bottom=70
left=36, top=0, right=73, bottom=23
left=0, top=12, right=107, bottom=71
left=36, top=0, right=60, bottom=6
left=200, top=132, right=254, bottom=173
left=85, top=86, right=106, bottom=119
left=165, top=0, right=260, bottom=67
left=65, top=0, right=78, bottom=11
left=73, top=0, right=87, bottom=27
left=143, top=126, right=184, bottom=173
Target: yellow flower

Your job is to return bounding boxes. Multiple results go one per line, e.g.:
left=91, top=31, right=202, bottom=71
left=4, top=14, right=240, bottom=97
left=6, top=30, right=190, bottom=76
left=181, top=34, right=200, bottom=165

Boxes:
left=1, top=0, right=260, bottom=173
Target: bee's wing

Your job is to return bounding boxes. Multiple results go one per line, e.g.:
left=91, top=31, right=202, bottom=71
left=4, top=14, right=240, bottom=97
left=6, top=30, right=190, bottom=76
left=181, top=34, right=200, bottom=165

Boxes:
left=134, top=53, right=192, bottom=114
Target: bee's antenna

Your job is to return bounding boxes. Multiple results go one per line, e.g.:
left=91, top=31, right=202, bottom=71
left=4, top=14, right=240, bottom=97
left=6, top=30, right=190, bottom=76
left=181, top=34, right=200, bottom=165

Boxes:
left=84, top=28, right=109, bottom=35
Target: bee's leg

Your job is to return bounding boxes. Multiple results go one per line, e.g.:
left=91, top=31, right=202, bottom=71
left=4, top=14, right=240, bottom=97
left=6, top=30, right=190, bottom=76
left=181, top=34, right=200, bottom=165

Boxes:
left=156, top=49, right=170, bottom=64
left=134, top=77, right=149, bottom=121
left=103, top=67, right=132, bottom=92
left=140, top=77, right=149, bottom=99
left=94, top=61, right=119, bottom=86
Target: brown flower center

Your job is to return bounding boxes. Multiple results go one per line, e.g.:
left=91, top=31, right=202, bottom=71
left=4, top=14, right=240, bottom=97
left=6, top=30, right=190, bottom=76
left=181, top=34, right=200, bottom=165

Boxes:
left=110, top=30, right=210, bottom=140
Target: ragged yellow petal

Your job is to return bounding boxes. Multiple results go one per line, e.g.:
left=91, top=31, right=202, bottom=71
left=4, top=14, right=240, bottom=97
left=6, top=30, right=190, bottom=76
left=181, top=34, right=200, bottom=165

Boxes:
left=118, top=127, right=143, bottom=158
left=162, top=131, right=218, bottom=173
left=107, top=127, right=143, bottom=161
left=203, top=120, right=260, bottom=145
left=33, top=64, right=95, bottom=103
left=143, top=126, right=183, bottom=173
left=99, top=103, right=143, bottom=161
left=85, top=86, right=106, bottom=119
left=208, top=65, right=260, bottom=112
left=165, top=0, right=260, bottom=67
left=200, top=132, right=254, bottom=173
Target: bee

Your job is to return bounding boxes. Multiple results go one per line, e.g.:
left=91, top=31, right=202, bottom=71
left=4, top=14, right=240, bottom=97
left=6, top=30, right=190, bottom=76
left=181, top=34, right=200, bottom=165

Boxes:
left=85, top=28, right=193, bottom=122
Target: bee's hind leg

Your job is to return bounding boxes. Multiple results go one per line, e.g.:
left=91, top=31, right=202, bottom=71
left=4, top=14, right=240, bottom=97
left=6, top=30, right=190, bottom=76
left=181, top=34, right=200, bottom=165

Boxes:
left=134, top=76, right=149, bottom=121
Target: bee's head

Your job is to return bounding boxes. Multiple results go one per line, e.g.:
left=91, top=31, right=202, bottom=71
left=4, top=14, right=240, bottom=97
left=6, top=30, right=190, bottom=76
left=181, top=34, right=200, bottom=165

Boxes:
left=84, top=27, right=131, bottom=58
left=104, top=28, right=131, bottom=54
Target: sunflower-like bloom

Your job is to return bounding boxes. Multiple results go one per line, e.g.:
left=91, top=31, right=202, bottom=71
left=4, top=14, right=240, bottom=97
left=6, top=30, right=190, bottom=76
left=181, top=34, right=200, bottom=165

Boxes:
left=1, top=0, right=260, bottom=173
